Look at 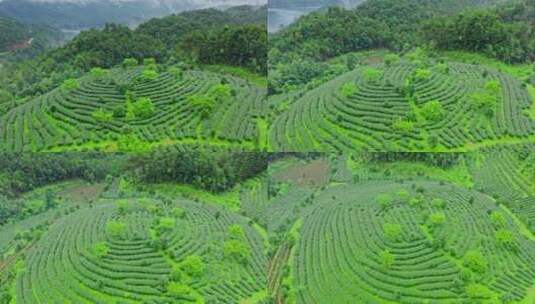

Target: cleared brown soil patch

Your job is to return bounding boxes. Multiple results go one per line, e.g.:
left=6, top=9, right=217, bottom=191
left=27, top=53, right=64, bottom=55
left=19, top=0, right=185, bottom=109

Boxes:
left=272, top=159, right=330, bottom=187
left=58, top=182, right=105, bottom=203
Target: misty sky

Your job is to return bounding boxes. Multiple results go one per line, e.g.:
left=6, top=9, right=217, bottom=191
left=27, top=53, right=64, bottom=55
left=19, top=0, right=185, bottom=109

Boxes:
left=0, top=0, right=267, bottom=4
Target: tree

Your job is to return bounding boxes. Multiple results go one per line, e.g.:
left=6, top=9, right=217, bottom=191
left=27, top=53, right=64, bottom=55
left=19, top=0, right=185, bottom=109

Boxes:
left=224, top=239, right=251, bottom=263
left=0, top=89, right=14, bottom=106
left=123, top=58, right=138, bottom=67
left=172, top=207, right=185, bottom=219
left=379, top=250, right=395, bottom=268
left=92, top=108, right=113, bottom=123
left=495, top=229, right=515, bottom=247
left=463, top=250, right=487, bottom=273
left=228, top=224, right=246, bottom=240
left=209, top=84, right=231, bottom=102
left=106, top=220, right=126, bottom=239
left=465, top=283, right=492, bottom=300
left=490, top=211, right=506, bottom=227
left=128, top=97, right=155, bottom=119
left=168, top=66, right=183, bottom=79
left=384, top=54, right=400, bottom=66
left=376, top=193, right=393, bottom=210
left=383, top=223, right=402, bottom=241
left=90, top=68, right=108, bottom=78
left=392, top=118, right=414, bottom=133
left=421, top=101, right=444, bottom=122
left=93, top=242, right=109, bottom=258
left=413, top=68, right=432, bottom=81
left=179, top=255, right=204, bottom=277
left=44, top=189, right=56, bottom=209
left=143, top=58, right=156, bottom=66
left=157, top=217, right=176, bottom=233
left=428, top=212, right=446, bottom=226
left=141, top=69, right=159, bottom=81
left=62, top=79, right=79, bottom=90
left=435, top=63, right=449, bottom=74
left=116, top=199, right=129, bottom=215
left=396, top=189, right=410, bottom=204
left=431, top=198, right=445, bottom=209
left=167, top=282, right=194, bottom=298
left=362, top=68, right=382, bottom=83
left=340, top=83, right=358, bottom=97
left=189, top=94, right=216, bottom=119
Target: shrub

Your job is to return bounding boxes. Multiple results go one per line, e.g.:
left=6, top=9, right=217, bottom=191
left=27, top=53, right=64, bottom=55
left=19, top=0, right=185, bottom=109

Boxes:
left=421, top=100, right=444, bottom=122
left=495, top=229, right=515, bottom=247
left=428, top=212, right=446, bottom=226
left=142, top=69, right=159, bottom=81
left=413, top=68, right=432, bottom=81
left=490, top=211, right=506, bottom=227
left=379, top=250, right=395, bottom=268
left=384, top=54, right=400, bottom=66
left=224, top=239, right=251, bottom=263
left=362, top=68, right=382, bottom=83
left=376, top=193, right=393, bottom=210
left=62, top=79, right=79, bottom=90
left=383, top=223, right=402, bottom=241
left=93, top=242, right=109, bottom=258
left=158, top=217, right=176, bottom=232
left=179, top=255, right=204, bottom=277
left=123, top=58, right=138, bottom=67
left=127, top=97, right=155, bottom=119
left=90, top=68, right=108, bottom=78
left=106, top=220, right=126, bottom=239
left=465, top=283, right=492, bottom=299
left=189, top=94, right=215, bottom=119
left=172, top=207, right=185, bottom=218
left=92, top=108, right=113, bottom=123
left=143, top=58, right=156, bottom=66
left=463, top=250, right=487, bottom=273
left=167, top=282, right=194, bottom=298
left=228, top=224, right=246, bottom=240
left=393, top=118, right=414, bottom=133
left=340, top=83, right=358, bottom=97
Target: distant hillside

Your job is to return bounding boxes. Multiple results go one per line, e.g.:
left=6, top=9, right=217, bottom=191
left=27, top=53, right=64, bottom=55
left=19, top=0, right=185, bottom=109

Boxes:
left=269, top=0, right=530, bottom=67
left=0, top=5, right=266, bottom=99
left=0, top=0, right=266, bottom=30
left=0, top=16, right=63, bottom=60
left=0, top=17, right=29, bottom=52
left=269, top=0, right=361, bottom=9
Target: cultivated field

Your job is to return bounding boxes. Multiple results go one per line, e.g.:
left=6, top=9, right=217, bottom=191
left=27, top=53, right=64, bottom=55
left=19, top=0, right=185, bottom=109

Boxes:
left=0, top=65, right=267, bottom=152
left=269, top=58, right=535, bottom=152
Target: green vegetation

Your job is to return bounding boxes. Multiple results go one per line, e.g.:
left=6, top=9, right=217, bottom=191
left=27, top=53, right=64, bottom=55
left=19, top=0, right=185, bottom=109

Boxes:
left=0, top=60, right=266, bottom=152
left=269, top=54, right=535, bottom=152
left=0, top=150, right=268, bottom=304
left=266, top=152, right=535, bottom=303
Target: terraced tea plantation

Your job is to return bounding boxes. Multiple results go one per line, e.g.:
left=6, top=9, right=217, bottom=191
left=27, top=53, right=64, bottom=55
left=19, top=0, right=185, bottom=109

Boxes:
left=2, top=195, right=267, bottom=303
left=269, top=59, right=535, bottom=152
left=0, top=63, right=267, bottom=152
left=267, top=154, right=535, bottom=303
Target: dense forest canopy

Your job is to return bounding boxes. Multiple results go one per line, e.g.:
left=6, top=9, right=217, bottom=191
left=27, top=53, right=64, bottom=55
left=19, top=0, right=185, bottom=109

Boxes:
left=268, top=0, right=534, bottom=94
left=0, top=5, right=267, bottom=100
left=0, top=149, right=267, bottom=225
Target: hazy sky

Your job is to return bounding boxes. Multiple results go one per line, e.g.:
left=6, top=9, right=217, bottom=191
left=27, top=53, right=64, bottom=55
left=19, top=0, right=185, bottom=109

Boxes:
left=0, top=0, right=267, bottom=5
left=0, top=0, right=267, bottom=3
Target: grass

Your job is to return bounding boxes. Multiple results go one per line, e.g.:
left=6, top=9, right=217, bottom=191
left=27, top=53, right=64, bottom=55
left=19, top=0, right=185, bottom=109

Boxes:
left=527, top=85, right=535, bottom=120
left=349, top=159, right=473, bottom=188
left=203, top=64, right=267, bottom=87
left=148, top=183, right=241, bottom=211
left=239, top=290, right=268, bottom=304
left=439, top=50, right=534, bottom=82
